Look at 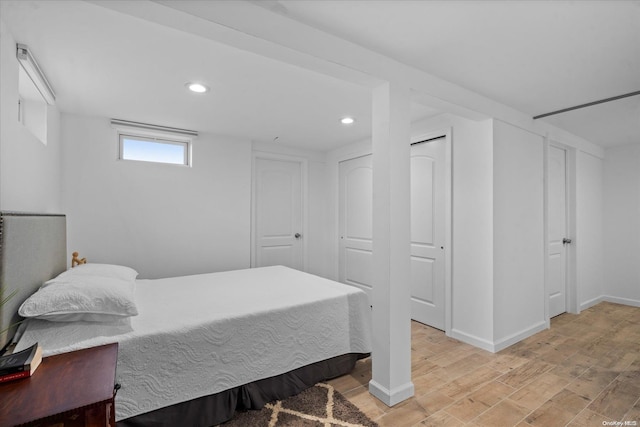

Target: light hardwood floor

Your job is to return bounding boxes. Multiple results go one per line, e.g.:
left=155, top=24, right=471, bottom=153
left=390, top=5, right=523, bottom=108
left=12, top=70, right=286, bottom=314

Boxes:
left=328, top=302, right=640, bottom=427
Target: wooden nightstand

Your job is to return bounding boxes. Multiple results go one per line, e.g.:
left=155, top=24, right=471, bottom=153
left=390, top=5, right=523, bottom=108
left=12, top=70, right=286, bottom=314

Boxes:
left=0, top=343, right=118, bottom=427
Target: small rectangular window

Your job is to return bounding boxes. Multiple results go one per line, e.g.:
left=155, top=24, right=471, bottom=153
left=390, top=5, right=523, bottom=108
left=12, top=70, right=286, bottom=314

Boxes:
left=119, top=134, right=190, bottom=166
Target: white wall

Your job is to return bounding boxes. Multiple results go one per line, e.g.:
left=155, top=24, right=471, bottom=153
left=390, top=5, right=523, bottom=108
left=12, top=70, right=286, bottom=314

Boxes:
left=603, top=144, right=640, bottom=306
left=61, top=114, right=252, bottom=279
left=576, top=151, right=605, bottom=309
left=306, top=156, right=331, bottom=277
left=492, top=120, right=545, bottom=346
left=0, top=20, right=62, bottom=212
left=435, top=115, right=495, bottom=348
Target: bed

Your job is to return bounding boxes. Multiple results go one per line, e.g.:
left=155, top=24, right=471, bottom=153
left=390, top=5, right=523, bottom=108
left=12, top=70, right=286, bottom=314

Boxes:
left=0, top=212, right=372, bottom=426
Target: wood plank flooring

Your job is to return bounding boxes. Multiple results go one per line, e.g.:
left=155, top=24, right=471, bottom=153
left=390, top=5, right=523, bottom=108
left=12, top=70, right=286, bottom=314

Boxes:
left=327, top=302, right=640, bottom=426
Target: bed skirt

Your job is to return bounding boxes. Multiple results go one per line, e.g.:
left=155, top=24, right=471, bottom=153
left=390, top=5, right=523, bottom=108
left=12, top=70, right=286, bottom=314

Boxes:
left=116, top=352, right=369, bottom=427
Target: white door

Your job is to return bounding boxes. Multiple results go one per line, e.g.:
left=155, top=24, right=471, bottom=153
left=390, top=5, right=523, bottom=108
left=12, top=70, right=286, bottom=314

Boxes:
left=410, top=138, right=446, bottom=330
left=338, top=155, right=373, bottom=301
left=254, top=157, right=303, bottom=270
left=548, top=145, right=568, bottom=317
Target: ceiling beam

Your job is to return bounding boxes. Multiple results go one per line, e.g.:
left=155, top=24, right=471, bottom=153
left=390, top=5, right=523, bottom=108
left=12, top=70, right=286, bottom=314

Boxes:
left=89, top=0, right=522, bottom=122
left=88, top=0, right=606, bottom=155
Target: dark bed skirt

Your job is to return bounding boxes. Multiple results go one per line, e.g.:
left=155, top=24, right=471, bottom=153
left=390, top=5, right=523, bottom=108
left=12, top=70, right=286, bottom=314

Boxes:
left=116, top=352, right=370, bottom=427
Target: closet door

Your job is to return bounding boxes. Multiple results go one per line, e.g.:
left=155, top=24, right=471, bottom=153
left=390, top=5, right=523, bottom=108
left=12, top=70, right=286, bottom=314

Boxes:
left=338, top=140, right=447, bottom=330
left=410, top=137, right=446, bottom=330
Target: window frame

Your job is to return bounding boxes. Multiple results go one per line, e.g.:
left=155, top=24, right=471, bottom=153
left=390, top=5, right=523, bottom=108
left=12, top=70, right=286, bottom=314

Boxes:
left=117, top=132, right=191, bottom=167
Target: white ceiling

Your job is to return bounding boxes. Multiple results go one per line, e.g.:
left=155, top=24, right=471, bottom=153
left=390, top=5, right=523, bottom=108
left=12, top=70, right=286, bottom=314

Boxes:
left=272, top=0, right=640, bottom=148
left=2, top=0, right=638, bottom=150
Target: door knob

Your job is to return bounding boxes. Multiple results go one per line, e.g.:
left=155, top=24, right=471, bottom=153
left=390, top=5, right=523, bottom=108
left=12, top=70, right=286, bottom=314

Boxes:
left=295, top=233, right=302, bottom=239
left=562, top=238, right=572, bottom=245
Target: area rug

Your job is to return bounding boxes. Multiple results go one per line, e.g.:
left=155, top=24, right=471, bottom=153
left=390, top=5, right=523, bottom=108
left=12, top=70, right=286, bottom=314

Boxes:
left=221, top=383, right=379, bottom=427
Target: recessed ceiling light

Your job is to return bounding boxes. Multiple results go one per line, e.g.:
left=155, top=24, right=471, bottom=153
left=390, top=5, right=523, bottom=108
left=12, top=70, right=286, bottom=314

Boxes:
left=341, top=117, right=355, bottom=125
left=186, top=82, right=209, bottom=93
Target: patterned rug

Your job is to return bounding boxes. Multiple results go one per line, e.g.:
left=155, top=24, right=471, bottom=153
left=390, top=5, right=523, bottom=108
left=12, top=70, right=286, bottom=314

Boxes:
left=222, top=383, right=378, bottom=427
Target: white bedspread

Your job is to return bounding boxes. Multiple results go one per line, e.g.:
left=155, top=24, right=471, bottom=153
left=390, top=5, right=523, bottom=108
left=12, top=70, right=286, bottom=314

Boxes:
left=15, top=266, right=372, bottom=421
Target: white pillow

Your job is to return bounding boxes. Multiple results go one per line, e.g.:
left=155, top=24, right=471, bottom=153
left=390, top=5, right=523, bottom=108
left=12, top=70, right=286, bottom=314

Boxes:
left=54, top=263, right=139, bottom=282
left=19, top=275, right=138, bottom=322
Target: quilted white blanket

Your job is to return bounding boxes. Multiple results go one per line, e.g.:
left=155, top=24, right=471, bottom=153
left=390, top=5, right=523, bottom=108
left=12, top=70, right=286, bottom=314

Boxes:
left=16, top=266, right=372, bottom=421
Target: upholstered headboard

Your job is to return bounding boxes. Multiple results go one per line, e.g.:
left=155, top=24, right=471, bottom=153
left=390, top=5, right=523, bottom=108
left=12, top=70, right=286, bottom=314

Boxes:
left=0, top=212, right=66, bottom=349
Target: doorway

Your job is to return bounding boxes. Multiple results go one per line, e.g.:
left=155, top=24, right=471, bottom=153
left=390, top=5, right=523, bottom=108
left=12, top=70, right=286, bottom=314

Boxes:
left=338, top=154, right=374, bottom=300
left=548, top=143, right=571, bottom=317
left=410, top=136, right=446, bottom=330
left=252, top=155, right=305, bottom=271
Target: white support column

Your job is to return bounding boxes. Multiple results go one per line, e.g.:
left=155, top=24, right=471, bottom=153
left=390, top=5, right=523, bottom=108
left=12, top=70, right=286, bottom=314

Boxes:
left=368, top=81, right=414, bottom=406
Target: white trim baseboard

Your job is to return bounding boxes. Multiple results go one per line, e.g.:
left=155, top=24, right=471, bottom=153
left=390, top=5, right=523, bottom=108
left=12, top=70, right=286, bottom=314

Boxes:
left=580, top=295, right=605, bottom=311
left=603, top=295, right=640, bottom=308
left=449, top=329, right=496, bottom=353
left=492, top=321, right=548, bottom=353
left=579, top=295, right=640, bottom=311
left=368, top=380, right=415, bottom=407
left=450, top=321, right=548, bottom=353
